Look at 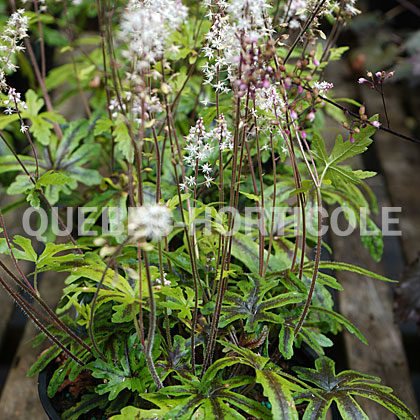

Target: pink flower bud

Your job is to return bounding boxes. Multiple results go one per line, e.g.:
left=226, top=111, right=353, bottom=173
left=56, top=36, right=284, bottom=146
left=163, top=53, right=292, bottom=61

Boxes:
left=375, top=71, right=382, bottom=78
left=301, top=130, right=307, bottom=139
left=312, top=59, right=320, bottom=67
left=297, top=86, right=303, bottom=93
left=308, top=111, right=315, bottom=122
left=290, top=110, right=298, bottom=120
left=371, top=121, right=381, bottom=128
left=358, top=78, right=367, bottom=84
left=262, top=79, right=270, bottom=88
left=350, top=136, right=354, bottom=143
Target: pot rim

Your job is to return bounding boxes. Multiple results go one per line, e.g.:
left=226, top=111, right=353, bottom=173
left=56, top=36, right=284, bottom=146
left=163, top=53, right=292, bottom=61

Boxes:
left=38, top=362, right=62, bottom=420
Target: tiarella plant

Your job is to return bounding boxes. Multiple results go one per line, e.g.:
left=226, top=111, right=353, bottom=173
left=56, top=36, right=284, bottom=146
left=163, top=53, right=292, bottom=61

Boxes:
left=0, top=0, right=418, bottom=419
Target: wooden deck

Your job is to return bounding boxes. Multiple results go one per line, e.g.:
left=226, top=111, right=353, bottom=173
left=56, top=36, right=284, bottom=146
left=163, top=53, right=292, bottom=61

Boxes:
left=0, top=74, right=419, bottom=420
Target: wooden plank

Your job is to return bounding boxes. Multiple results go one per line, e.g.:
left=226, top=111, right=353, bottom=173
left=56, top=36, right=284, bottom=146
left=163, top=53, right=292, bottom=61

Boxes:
left=363, top=87, right=420, bottom=263
left=323, top=63, right=419, bottom=417
left=0, top=271, right=64, bottom=419
left=330, top=174, right=419, bottom=419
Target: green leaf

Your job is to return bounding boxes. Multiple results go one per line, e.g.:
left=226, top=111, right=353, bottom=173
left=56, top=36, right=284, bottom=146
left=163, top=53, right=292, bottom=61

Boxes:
left=159, top=286, right=195, bottom=320
left=202, top=357, right=243, bottom=384
left=220, top=390, right=271, bottom=419
left=27, top=346, right=61, bottom=377
left=195, top=398, right=247, bottom=419
left=312, top=120, right=377, bottom=186
left=219, top=276, right=303, bottom=332
left=219, top=341, right=270, bottom=370
left=114, top=115, right=134, bottom=163
left=294, top=357, right=417, bottom=420
left=24, top=89, right=44, bottom=116
left=315, top=261, right=394, bottom=282
left=62, top=394, right=108, bottom=420
left=29, top=115, right=53, bottom=146
left=256, top=370, right=299, bottom=420
left=94, top=117, right=114, bottom=136
left=279, top=324, right=295, bottom=359
left=231, top=233, right=289, bottom=274
left=328, top=46, right=350, bottom=61
left=36, top=170, right=74, bottom=188
left=37, top=243, right=83, bottom=269
left=86, top=357, right=148, bottom=400
left=239, top=191, right=261, bottom=201
left=361, top=217, right=383, bottom=262
left=110, top=405, right=170, bottom=420
left=0, top=113, right=20, bottom=129
left=163, top=395, right=204, bottom=419
left=0, top=155, right=38, bottom=174
left=310, top=306, right=368, bottom=345
left=12, top=235, right=37, bottom=262
left=48, top=358, right=72, bottom=398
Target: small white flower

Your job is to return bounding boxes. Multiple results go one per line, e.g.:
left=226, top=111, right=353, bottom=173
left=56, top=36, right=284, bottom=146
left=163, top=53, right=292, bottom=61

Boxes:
left=156, top=270, right=171, bottom=286
left=186, top=176, right=196, bottom=187
left=201, top=162, right=212, bottom=174
left=204, top=175, right=214, bottom=188
left=20, top=124, right=29, bottom=133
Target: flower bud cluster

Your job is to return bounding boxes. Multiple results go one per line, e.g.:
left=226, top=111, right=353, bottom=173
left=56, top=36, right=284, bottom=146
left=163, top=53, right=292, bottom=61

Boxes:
left=358, top=70, right=394, bottom=87
left=341, top=104, right=381, bottom=143
left=236, top=38, right=276, bottom=98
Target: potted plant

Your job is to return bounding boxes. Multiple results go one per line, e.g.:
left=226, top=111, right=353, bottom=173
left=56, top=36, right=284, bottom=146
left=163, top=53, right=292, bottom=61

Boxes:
left=0, top=1, right=417, bottom=419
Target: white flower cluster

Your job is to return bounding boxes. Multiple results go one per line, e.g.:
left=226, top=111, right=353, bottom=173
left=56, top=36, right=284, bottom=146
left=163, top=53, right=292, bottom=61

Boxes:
left=181, top=115, right=233, bottom=191
left=108, top=92, right=162, bottom=126
left=202, top=0, right=272, bottom=90
left=213, top=114, right=233, bottom=151
left=312, top=80, right=334, bottom=95
left=285, top=0, right=359, bottom=29
left=0, top=9, right=29, bottom=91
left=128, top=204, right=172, bottom=241
left=119, top=0, right=188, bottom=72
left=255, top=85, right=285, bottom=116
left=227, top=0, right=272, bottom=34
left=3, top=87, right=27, bottom=116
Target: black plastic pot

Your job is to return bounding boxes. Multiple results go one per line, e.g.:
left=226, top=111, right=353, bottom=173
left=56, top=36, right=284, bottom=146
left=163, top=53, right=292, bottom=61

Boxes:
left=38, top=362, right=61, bottom=420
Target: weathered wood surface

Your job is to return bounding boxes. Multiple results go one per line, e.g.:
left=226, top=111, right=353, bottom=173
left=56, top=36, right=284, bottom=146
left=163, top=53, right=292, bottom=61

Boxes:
left=363, top=88, right=420, bottom=263
left=323, top=62, right=419, bottom=418
left=329, top=175, right=418, bottom=419
left=0, top=270, right=64, bottom=419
